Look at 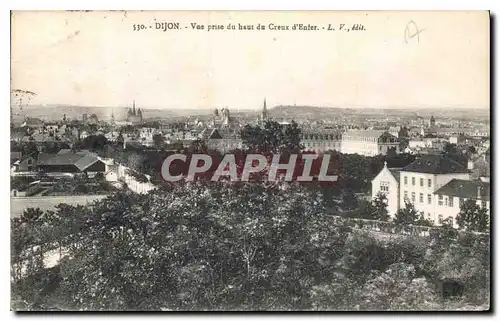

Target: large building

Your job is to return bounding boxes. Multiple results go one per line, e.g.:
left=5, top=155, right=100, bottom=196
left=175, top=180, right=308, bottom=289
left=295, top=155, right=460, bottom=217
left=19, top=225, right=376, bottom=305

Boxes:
left=301, top=129, right=341, bottom=153
left=127, top=101, right=143, bottom=125
left=200, top=128, right=243, bottom=152
left=341, top=130, right=399, bottom=156
left=371, top=154, right=485, bottom=226
left=16, top=150, right=106, bottom=177
left=88, top=113, right=99, bottom=125
left=399, top=155, right=470, bottom=223
left=211, top=107, right=234, bottom=128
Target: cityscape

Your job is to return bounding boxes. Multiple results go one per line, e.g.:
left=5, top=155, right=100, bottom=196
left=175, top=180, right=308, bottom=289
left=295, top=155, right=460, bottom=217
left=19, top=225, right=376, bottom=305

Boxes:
left=10, top=98, right=491, bottom=311
left=10, top=10, right=490, bottom=312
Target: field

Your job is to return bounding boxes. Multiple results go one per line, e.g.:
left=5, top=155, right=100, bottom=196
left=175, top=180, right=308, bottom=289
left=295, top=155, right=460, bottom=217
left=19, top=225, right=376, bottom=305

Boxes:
left=10, top=195, right=108, bottom=217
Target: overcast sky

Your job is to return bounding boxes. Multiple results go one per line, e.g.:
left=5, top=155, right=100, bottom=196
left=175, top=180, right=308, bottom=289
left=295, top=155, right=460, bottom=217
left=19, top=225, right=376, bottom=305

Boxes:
left=11, top=11, right=489, bottom=110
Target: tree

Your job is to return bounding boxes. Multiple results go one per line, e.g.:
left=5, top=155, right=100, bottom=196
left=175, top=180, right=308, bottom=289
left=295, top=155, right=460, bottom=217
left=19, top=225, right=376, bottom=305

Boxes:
left=11, top=141, right=39, bottom=158
left=340, top=190, right=359, bottom=211
left=456, top=199, right=489, bottom=232
left=442, top=143, right=467, bottom=167
left=75, top=135, right=109, bottom=152
left=189, top=139, right=208, bottom=153
left=10, top=181, right=491, bottom=311
left=357, top=263, right=427, bottom=310
left=372, top=192, right=390, bottom=221
left=393, top=201, right=419, bottom=225
left=387, top=147, right=398, bottom=158
left=351, top=192, right=390, bottom=221
left=416, top=214, right=434, bottom=227
left=152, top=134, right=165, bottom=149
left=240, top=120, right=301, bottom=153
left=282, top=121, right=303, bottom=152
left=116, top=132, right=124, bottom=147
left=398, top=127, right=410, bottom=151
left=94, top=172, right=104, bottom=181
left=467, top=146, right=476, bottom=155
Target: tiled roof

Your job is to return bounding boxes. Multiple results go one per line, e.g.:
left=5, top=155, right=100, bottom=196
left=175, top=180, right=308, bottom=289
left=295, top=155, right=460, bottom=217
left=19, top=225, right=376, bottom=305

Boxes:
left=434, top=179, right=490, bottom=202
left=402, top=154, right=469, bottom=174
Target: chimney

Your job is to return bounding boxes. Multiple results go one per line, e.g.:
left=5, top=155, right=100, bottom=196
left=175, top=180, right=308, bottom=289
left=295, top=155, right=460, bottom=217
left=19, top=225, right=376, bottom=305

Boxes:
left=477, top=185, right=482, bottom=199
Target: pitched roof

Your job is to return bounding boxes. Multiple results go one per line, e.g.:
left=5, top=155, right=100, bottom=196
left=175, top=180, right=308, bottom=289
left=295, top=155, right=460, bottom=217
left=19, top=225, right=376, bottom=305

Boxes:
left=434, top=179, right=490, bottom=202
left=200, top=128, right=223, bottom=140
left=74, top=154, right=100, bottom=171
left=37, top=153, right=56, bottom=164
left=388, top=168, right=403, bottom=182
left=37, top=152, right=101, bottom=171
left=39, top=153, right=86, bottom=166
left=401, top=154, right=469, bottom=174
left=342, top=130, right=387, bottom=138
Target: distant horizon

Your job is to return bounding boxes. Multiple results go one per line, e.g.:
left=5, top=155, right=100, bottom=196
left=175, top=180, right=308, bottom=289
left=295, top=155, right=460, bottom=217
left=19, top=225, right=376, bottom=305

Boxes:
left=11, top=103, right=491, bottom=112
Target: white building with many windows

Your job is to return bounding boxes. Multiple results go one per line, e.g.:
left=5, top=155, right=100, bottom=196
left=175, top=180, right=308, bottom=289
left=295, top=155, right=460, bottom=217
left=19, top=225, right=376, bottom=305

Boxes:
left=371, top=154, right=485, bottom=225
left=399, top=155, right=470, bottom=224
left=341, top=130, right=399, bottom=156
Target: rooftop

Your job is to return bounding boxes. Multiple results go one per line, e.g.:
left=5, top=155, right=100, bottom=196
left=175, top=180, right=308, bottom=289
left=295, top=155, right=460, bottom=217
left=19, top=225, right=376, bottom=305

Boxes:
left=342, top=130, right=387, bottom=138
left=388, top=168, right=403, bottom=183
left=37, top=151, right=101, bottom=171
left=434, top=179, right=490, bottom=202
left=402, top=154, right=469, bottom=175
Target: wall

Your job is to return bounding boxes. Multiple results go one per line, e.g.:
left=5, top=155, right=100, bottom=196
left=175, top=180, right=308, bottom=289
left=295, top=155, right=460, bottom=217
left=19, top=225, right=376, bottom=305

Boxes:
left=341, top=139, right=378, bottom=156
left=400, top=171, right=471, bottom=224
left=302, top=140, right=341, bottom=153
left=371, top=167, right=399, bottom=216
left=434, top=195, right=490, bottom=227
left=400, top=172, right=438, bottom=220
left=116, top=164, right=156, bottom=194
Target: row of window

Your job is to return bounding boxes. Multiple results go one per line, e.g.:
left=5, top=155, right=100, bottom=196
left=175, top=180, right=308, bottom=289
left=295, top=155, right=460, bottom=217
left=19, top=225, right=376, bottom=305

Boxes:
left=404, top=191, right=434, bottom=205
left=403, top=176, right=432, bottom=188
left=402, top=192, right=489, bottom=209
left=438, top=195, right=454, bottom=207
left=380, top=181, right=389, bottom=192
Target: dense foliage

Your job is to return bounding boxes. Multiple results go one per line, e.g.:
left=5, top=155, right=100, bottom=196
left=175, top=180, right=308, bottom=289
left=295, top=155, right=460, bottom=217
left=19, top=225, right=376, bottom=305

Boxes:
left=11, top=182, right=490, bottom=311
left=10, top=122, right=489, bottom=311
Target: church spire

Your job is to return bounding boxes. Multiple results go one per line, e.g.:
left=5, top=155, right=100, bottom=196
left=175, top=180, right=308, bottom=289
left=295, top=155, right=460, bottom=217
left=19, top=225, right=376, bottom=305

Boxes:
left=132, top=100, right=136, bottom=115
left=261, top=97, right=268, bottom=121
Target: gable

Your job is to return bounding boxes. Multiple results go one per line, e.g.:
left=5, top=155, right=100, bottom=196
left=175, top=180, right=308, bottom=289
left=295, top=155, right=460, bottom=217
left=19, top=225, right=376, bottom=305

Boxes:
left=372, top=166, right=398, bottom=185
left=209, top=129, right=223, bottom=139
